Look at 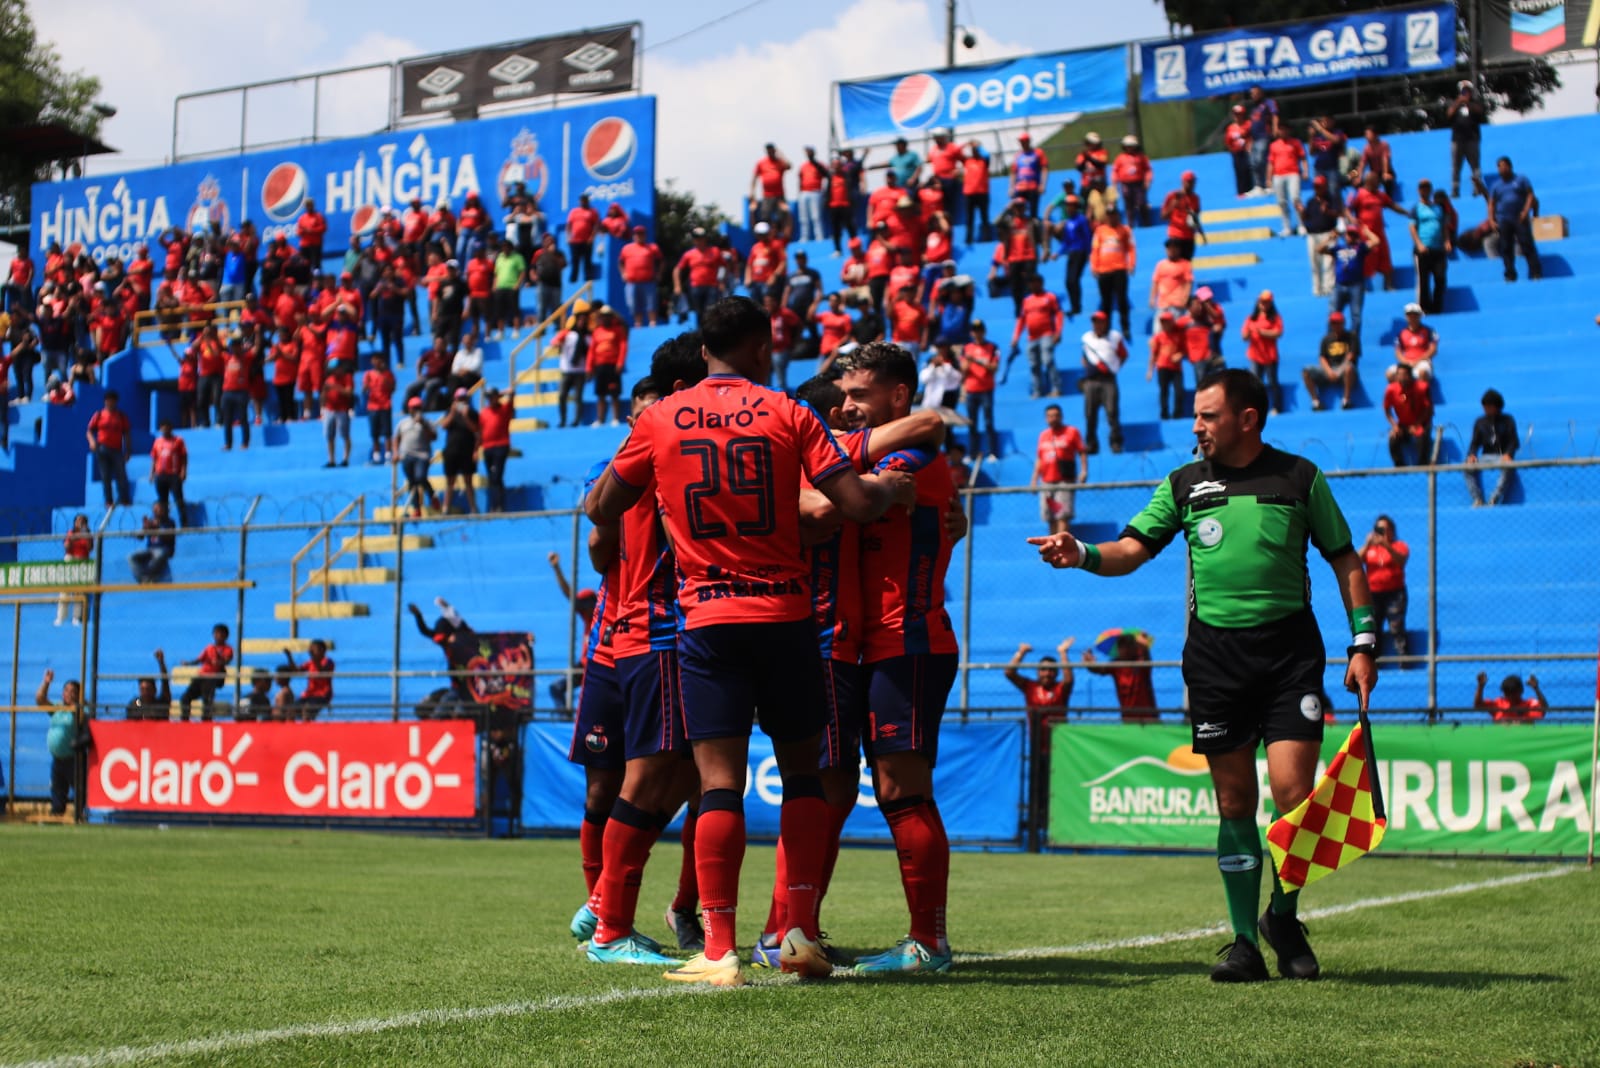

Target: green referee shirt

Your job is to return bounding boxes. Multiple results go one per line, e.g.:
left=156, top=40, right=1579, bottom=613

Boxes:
left=1121, top=446, right=1354, bottom=629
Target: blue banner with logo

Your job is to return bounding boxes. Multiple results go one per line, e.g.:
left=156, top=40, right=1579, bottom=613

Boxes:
left=1141, top=4, right=1455, bottom=103
left=29, top=95, right=656, bottom=265
left=521, top=718, right=1023, bottom=844
left=836, top=48, right=1128, bottom=143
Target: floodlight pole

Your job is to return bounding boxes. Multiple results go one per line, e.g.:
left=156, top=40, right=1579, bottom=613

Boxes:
left=946, top=0, right=957, bottom=68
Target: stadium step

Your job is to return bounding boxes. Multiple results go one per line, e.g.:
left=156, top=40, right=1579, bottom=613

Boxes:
left=1191, top=251, right=1261, bottom=271
left=511, top=417, right=549, bottom=433
left=241, top=637, right=334, bottom=655
left=369, top=506, right=457, bottom=522
left=429, top=475, right=488, bottom=491
left=1194, top=225, right=1273, bottom=245
left=341, top=533, right=433, bottom=553
left=170, top=665, right=249, bottom=686
left=273, top=601, right=370, bottom=621
left=514, top=367, right=563, bottom=386
left=304, top=566, right=396, bottom=585
left=1199, top=204, right=1280, bottom=225
left=516, top=393, right=558, bottom=409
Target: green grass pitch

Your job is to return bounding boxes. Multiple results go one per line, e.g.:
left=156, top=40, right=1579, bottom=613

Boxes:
left=2, top=825, right=1596, bottom=1067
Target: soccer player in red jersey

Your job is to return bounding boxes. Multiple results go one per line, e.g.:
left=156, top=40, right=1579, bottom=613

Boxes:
left=587, top=298, right=913, bottom=986
left=836, top=341, right=962, bottom=974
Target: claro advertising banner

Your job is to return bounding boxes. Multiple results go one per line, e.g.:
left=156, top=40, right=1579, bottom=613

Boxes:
left=522, top=719, right=1023, bottom=843
left=30, top=94, right=656, bottom=265
left=836, top=48, right=1129, bottom=142
left=1050, top=724, right=1597, bottom=857
left=1141, top=4, right=1455, bottom=103
left=87, top=721, right=478, bottom=818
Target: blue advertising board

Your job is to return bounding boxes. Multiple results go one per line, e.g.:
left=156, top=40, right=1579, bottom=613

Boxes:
left=1141, top=4, right=1455, bottom=102
left=521, top=719, right=1023, bottom=845
left=29, top=95, right=657, bottom=264
left=836, top=48, right=1128, bottom=142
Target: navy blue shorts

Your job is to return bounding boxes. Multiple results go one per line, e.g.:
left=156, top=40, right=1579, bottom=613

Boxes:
left=863, top=653, right=959, bottom=766
left=568, top=659, right=624, bottom=769
left=678, top=619, right=827, bottom=743
left=618, top=649, right=689, bottom=760
left=821, top=658, right=865, bottom=771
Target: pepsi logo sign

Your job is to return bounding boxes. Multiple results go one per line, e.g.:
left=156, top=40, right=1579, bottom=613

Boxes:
left=889, top=73, right=944, bottom=131
left=261, top=163, right=309, bottom=223
left=581, top=117, right=636, bottom=181
left=349, top=204, right=382, bottom=237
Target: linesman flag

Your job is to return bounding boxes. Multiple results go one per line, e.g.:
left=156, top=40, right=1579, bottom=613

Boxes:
left=1267, top=712, right=1387, bottom=891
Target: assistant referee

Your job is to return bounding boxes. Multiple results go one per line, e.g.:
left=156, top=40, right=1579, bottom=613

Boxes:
left=1030, top=368, right=1378, bottom=983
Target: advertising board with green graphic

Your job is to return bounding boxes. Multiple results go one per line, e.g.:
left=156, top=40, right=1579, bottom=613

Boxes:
left=1049, top=724, right=1598, bottom=857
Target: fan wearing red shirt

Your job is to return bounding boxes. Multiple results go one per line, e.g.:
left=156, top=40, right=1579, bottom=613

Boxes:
left=176, top=346, right=199, bottom=428
left=1004, top=637, right=1075, bottom=764
left=1267, top=130, right=1308, bottom=238
left=219, top=340, right=253, bottom=450
left=675, top=231, right=724, bottom=326
left=960, top=321, right=1002, bottom=459
left=814, top=292, right=855, bottom=374
left=927, top=133, right=966, bottom=221
left=887, top=286, right=928, bottom=359
left=89, top=300, right=128, bottom=359
left=1111, top=136, right=1154, bottom=227
left=86, top=391, right=133, bottom=507
left=478, top=385, right=515, bottom=512
left=269, top=335, right=299, bottom=423
left=283, top=639, right=335, bottom=720
left=1148, top=311, right=1187, bottom=419
left=1224, top=104, right=1253, bottom=196
left=743, top=225, right=788, bottom=305
left=297, top=317, right=328, bottom=419
left=149, top=421, right=189, bottom=524
left=1083, top=635, right=1159, bottom=721
left=1383, top=363, right=1433, bottom=467
left=618, top=227, right=663, bottom=328
left=296, top=200, right=327, bottom=267
left=836, top=342, right=961, bottom=974
left=1032, top=404, right=1086, bottom=535
left=1161, top=173, right=1203, bottom=261
left=464, top=251, right=494, bottom=338
left=53, top=514, right=92, bottom=626
left=322, top=362, right=355, bottom=467
left=827, top=155, right=858, bottom=255
left=566, top=193, right=601, bottom=284
left=586, top=299, right=911, bottom=986
left=363, top=354, right=396, bottom=464
left=749, top=143, right=792, bottom=231
left=126, top=247, right=154, bottom=311
left=1473, top=672, right=1546, bottom=723
left=179, top=624, right=234, bottom=721
left=792, top=146, right=828, bottom=244
left=765, top=292, right=803, bottom=393
left=961, top=141, right=993, bottom=243
left=1348, top=172, right=1407, bottom=287
left=588, top=307, right=629, bottom=426
left=1361, top=515, right=1410, bottom=662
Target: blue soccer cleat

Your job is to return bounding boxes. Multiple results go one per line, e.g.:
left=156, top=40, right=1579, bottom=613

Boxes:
left=570, top=902, right=598, bottom=943
left=750, top=934, right=782, bottom=969
left=664, top=904, right=705, bottom=952
left=853, top=937, right=953, bottom=975
left=586, top=933, right=680, bottom=966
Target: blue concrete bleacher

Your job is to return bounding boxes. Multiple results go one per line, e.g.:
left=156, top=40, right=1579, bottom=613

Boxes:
left=5, top=114, right=1600, bottom=798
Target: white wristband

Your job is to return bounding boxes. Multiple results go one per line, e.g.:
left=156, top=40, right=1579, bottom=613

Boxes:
left=1352, top=632, right=1378, bottom=648
left=1073, top=539, right=1092, bottom=569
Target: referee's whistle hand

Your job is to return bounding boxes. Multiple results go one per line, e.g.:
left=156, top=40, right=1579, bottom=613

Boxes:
left=1026, top=532, right=1079, bottom=568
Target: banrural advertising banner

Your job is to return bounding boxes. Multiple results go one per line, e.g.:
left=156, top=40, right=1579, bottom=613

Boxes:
left=836, top=47, right=1128, bottom=142
left=87, top=721, right=478, bottom=819
left=1050, top=724, right=1597, bottom=857
left=30, top=94, right=656, bottom=266
left=1141, top=3, right=1455, bottom=102
left=522, top=719, right=1023, bottom=843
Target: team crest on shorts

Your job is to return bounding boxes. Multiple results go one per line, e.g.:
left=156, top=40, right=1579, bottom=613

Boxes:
left=585, top=726, right=609, bottom=753
left=1299, top=693, right=1322, bottom=722
left=1195, top=516, right=1224, bottom=548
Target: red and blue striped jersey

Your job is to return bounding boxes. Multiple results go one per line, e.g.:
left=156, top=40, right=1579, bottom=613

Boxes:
left=610, top=471, right=680, bottom=659
left=808, top=428, right=872, bottom=663
left=859, top=447, right=959, bottom=663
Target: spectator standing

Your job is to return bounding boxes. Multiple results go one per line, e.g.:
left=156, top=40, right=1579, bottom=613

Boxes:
left=4, top=249, right=33, bottom=313
left=54, top=513, right=92, bottom=627
left=1224, top=104, right=1253, bottom=197
left=125, top=650, right=172, bottom=720
left=283, top=640, right=335, bottom=720
left=269, top=334, right=298, bottom=423
left=1361, top=515, right=1410, bottom=664
left=815, top=291, right=855, bottom=374
left=321, top=360, right=354, bottom=468
left=827, top=152, right=859, bottom=254
left=1484, top=156, right=1541, bottom=282
left=1448, top=81, right=1489, bottom=199
left=490, top=241, right=526, bottom=340
left=1240, top=291, right=1284, bottom=414
left=1033, top=404, right=1088, bottom=534
left=1410, top=180, right=1451, bottom=314
left=463, top=247, right=494, bottom=339
left=886, top=284, right=927, bottom=361
left=1244, top=85, right=1279, bottom=193
left=1148, top=311, right=1186, bottom=420
left=1323, top=225, right=1381, bottom=347
left=363, top=354, right=395, bottom=464
left=960, top=320, right=1001, bottom=460
left=1080, top=311, right=1127, bottom=454
left=531, top=234, right=567, bottom=322
left=1465, top=388, right=1519, bottom=507
left=886, top=137, right=922, bottom=189
left=392, top=397, right=438, bottom=517
left=750, top=143, right=792, bottom=229
left=1297, top=177, right=1341, bottom=297
left=1473, top=673, right=1546, bottom=722
left=1357, top=127, right=1399, bottom=200
left=918, top=344, right=962, bottom=410
left=744, top=221, right=788, bottom=307
left=618, top=227, right=662, bottom=328
left=219, top=338, right=252, bottom=450
left=438, top=390, right=479, bottom=514
left=36, top=670, right=82, bottom=816
left=10, top=323, right=40, bottom=406
left=962, top=140, right=993, bottom=244
left=1081, top=634, right=1158, bottom=722
left=1149, top=238, right=1194, bottom=319
left=1054, top=195, right=1092, bottom=319
left=566, top=194, right=600, bottom=283
left=1011, top=274, right=1064, bottom=398
left=1306, top=116, right=1348, bottom=199
left=674, top=228, right=721, bottom=326
left=928, top=132, right=965, bottom=223
left=996, top=212, right=1043, bottom=317
left=1004, top=636, right=1076, bottom=730
left=1348, top=173, right=1407, bottom=291
left=1391, top=304, right=1437, bottom=384
left=1112, top=136, right=1153, bottom=228
left=148, top=421, right=188, bottom=524
left=588, top=306, right=628, bottom=423
left=1301, top=311, right=1358, bottom=411
left=190, top=324, right=225, bottom=427
left=178, top=623, right=233, bottom=721
left=479, top=386, right=514, bottom=513
left=127, top=501, right=177, bottom=584
left=552, top=304, right=591, bottom=428
left=86, top=390, right=132, bottom=508
left=1090, top=207, right=1135, bottom=336
left=432, top=260, right=466, bottom=348
left=1160, top=171, right=1203, bottom=261
left=782, top=250, right=823, bottom=341
left=1383, top=363, right=1433, bottom=467
left=1073, top=133, right=1111, bottom=219
left=296, top=199, right=327, bottom=268
left=1269, top=128, right=1308, bottom=237
left=795, top=146, right=827, bottom=243
left=1011, top=133, right=1048, bottom=217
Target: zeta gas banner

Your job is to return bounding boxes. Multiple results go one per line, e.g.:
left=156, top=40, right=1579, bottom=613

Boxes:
left=1481, top=0, right=1599, bottom=60
left=1141, top=4, right=1456, bottom=103
left=836, top=48, right=1129, bottom=142
left=30, top=94, right=656, bottom=265
left=1050, top=724, right=1598, bottom=857
left=522, top=719, right=1022, bottom=843
left=87, top=721, right=478, bottom=818
left=399, top=24, right=638, bottom=118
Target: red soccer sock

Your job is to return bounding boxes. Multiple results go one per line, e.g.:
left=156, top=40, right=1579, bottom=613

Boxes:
left=779, top=793, right=830, bottom=942
left=817, top=801, right=853, bottom=922
left=884, top=798, right=950, bottom=950
left=670, top=809, right=699, bottom=912
left=579, top=810, right=607, bottom=896
left=592, top=800, right=661, bottom=945
left=696, top=791, right=747, bottom=961
left=762, top=837, right=788, bottom=938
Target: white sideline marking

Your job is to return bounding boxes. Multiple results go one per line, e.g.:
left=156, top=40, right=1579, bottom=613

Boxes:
left=4, top=866, right=1574, bottom=1068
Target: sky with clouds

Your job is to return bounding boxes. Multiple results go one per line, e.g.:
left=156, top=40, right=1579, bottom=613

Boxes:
left=28, top=0, right=1599, bottom=217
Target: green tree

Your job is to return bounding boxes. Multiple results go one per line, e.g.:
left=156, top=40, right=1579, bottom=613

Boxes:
left=1155, top=0, right=1559, bottom=133
left=0, top=0, right=105, bottom=229
left=651, top=180, right=728, bottom=296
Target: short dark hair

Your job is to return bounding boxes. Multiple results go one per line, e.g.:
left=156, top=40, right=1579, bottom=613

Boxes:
left=1197, top=367, right=1269, bottom=429
left=839, top=340, right=917, bottom=390
left=1376, top=514, right=1395, bottom=532
left=104, top=389, right=119, bottom=402
left=1040, top=656, right=1058, bottom=665
left=1044, top=404, right=1062, bottom=416
left=700, top=298, right=767, bottom=362
left=794, top=376, right=844, bottom=414
left=630, top=376, right=659, bottom=402
left=1481, top=388, right=1505, bottom=408
left=649, top=331, right=707, bottom=395
left=213, top=623, right=230, bottom=638
left=1497, top=155, right=1512, bottom=168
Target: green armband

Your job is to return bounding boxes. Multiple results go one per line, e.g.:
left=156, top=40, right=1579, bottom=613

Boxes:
left=1350, top=605, right=1377, bottom=636
left=1074, top=540, right=1103, bottom=574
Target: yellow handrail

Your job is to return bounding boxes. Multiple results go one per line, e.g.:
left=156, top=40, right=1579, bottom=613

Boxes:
left=460, top=281, right=595, bottom=406
left=287, top=495, right=364, bottom=638
left=131, top=299, right=250, bottom=344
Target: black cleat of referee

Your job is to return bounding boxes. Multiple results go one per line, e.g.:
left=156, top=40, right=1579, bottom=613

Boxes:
left=1210, top=935, right=1270, bottom=983
left=1258, top=908, right=1321, bottom=980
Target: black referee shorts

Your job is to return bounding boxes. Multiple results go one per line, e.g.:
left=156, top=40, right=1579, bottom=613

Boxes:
left=1182, top=609, right=1327, bottom=754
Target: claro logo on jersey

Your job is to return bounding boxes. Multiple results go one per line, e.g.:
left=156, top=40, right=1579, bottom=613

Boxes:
left=580, top=116, right=637, bottom=200
left=886, top=63, right=1076, bottom=131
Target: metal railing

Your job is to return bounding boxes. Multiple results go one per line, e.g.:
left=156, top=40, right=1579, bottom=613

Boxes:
left=131, top=299, right=249, bottom=345
left=286, top=495, right=364, bottom=640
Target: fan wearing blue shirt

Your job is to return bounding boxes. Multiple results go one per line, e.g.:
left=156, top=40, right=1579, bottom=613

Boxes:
left=1483, top=156, right=1542, bottom=283
left=1054, top=196, right=1093, bottom=319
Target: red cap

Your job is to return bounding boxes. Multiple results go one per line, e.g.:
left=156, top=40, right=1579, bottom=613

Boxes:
left=1181, top=170, right=1196, bottom=181
left=848, top=236, right=862, bottom=249
left=406, top=397, right=423, bottom=409
left=1018, top=133, right=1032, bottom=144
left=1328, top=311, right=1345, bottom=323
left=1313, top=175, right=1329, bottom=187
left=1158, top=311, right=1177, bottom=322
left=1091, top=310, right=1109, bottom=320
left=576, top=588, right=597, bottom=602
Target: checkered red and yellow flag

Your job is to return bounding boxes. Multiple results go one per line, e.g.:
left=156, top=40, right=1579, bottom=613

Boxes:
left=1267, top=717, right=1387, bottom=892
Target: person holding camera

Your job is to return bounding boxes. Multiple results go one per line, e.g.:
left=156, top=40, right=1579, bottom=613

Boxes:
left=1361, top=515, right=1409, bottom=665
